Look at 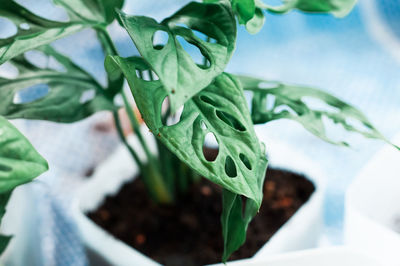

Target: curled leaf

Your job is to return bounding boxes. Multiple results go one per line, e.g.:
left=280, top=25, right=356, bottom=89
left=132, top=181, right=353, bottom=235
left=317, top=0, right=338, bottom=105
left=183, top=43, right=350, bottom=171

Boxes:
left=117, top=1, right=237, bottom=112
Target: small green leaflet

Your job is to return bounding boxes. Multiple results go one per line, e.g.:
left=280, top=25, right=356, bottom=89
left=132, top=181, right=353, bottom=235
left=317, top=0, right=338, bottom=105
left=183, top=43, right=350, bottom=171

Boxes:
left=256, top=0, right=357, bottom=18
left=117, top=1, right=237, bottom=112
left=0, top=45, right=115, bottom=123
left=237, top=75, right=399, bottom=149
left=0, top=116, right=48, bottom=193
left=0, top=0, right=123, bottom=64
left=106, top=56, right=267, bottom=206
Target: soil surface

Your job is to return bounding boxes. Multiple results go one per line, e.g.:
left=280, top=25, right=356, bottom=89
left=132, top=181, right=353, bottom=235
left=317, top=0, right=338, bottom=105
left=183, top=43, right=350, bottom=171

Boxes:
left=88, top=161, right=315, bottom=266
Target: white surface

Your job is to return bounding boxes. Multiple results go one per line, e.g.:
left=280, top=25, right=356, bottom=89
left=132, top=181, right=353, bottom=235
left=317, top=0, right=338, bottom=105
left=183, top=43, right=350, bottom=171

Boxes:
left=73, top=131, right=326, bottom=265
left=216, top=247, right=384, bottom=266
left=344, top=133, right=400, bottom=266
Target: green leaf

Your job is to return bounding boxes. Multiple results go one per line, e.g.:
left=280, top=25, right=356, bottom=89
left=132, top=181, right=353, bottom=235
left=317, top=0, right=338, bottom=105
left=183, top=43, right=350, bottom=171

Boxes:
left=237, top=75, right=398, bottom=148
left=106, top=56, right=267, bottom=206
left=221, top=152, right=267, bottom=262
left=0, top=45, right=115, bottom=123
left=0, top=0, right=87, bottom=64
left=245, top=8, right=265, bottom=34
left=0, top=116, right=48, bottom=193
left=54, top=0, right=124, bottom=24
left=117, top=1, right=237, bottom=112
left=232, top=0, right=256, bottom=24
left=257, top=0, right=357, bottom=17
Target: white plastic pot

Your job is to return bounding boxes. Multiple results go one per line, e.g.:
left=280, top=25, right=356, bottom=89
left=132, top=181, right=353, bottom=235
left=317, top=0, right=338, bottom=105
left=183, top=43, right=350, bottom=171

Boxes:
left=344, top=133, right=400, bottom=266
left=213, top=247, right=384, bottom=266
left=72, top=133, right=326, bottom=265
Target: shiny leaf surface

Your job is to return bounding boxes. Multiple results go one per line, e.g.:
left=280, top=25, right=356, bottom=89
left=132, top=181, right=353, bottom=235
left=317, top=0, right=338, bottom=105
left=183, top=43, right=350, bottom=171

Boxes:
left=117, top=1, right=237, bottom=112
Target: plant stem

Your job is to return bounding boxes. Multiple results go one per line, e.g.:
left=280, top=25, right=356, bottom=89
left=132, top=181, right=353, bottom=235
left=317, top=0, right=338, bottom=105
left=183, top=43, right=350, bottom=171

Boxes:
left=112, top=110, right=143, bottom=168
left=96, top=26, right=174, bottom=204
left=120, top=91, right=154, bottom=162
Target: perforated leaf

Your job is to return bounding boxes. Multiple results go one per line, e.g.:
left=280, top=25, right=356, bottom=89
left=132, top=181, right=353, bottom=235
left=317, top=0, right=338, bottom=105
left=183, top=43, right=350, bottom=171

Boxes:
left=0, top=0, right=123, bottom=65
left=257, top=0, right=357, bottom=17
left=106, top=56, right=267, bottom=206
left=0, top=116, right=48, bottom=193
left=238, top=75, right=399, bottom=149
left=117, top=1, right=237, bottom=112
left=0, top=45, right=115, bottom=122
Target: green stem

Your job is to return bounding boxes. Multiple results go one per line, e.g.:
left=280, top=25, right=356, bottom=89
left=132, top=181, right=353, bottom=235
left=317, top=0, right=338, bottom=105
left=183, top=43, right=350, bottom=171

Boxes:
left=95, top=26, right=174, bottom=204
left=120, top=91, right=154, bottom=162
left=112, top=110, right=143, bottom=168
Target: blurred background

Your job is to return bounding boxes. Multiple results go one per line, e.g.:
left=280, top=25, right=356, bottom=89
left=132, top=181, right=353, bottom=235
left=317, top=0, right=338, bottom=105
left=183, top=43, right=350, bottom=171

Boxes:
left=0, top=0, right=400, bottom=265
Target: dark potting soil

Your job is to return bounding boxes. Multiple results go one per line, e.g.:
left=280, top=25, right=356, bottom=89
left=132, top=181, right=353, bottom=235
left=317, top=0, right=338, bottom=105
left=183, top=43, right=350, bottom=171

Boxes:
left=88, top=162, right=315, bottom=266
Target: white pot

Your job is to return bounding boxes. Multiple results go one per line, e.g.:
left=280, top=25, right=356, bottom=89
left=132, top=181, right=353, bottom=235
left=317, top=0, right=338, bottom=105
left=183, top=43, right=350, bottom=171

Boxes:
left=213, top=247, right=384, bottom=266
left=344, top=133, right=400, bottom=266
left=72, top=133, right=326, bottom=265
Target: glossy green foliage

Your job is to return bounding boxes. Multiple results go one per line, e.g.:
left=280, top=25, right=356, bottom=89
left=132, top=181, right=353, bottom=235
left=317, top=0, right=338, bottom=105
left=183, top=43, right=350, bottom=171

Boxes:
left=238, top=75, right=396, bottom=147
left=0, top=116, right=48, bottom=193
left=106, top=56, right=267, bottom=206
left=257, top=0, right=357, bottom=18
left=0, top=45, right=115, bottom=122
left=54, top=0, right=124, bottom=24
left=117, top=1, right=237, bottom=112
left=0, top=0, right=123, bottom=64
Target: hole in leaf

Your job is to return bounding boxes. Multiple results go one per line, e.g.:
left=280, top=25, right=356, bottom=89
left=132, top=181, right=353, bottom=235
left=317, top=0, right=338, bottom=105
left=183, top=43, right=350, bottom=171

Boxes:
left=80, top=89, right=96, bottom=104
left=19, top=23, right=30, bottom=30
left=24, top=50, right=48, bottom=69
left=200, top=95, right=218, bottom=106
left=266, top=94, right=276, bottom=110
left=239, top=153, right=252, bottom=170
left=162, top=96, right=183, bottom=126
left=135, top=69, right=142, bottom=79
left=150, top=71, right=159, bottom=81
left=225, top=156, right=237, bottom=178
left=176, top=36, right=209, bottom=68
left=141, top=70, right=151, bottom=81
left=200, top=121, right=207, bottom=130
left=192, top=29, right=218, bottom=44
left=152, top=30, right=169, bottom=50
left=0, top=164, right=12, bottom=172
left=203, top=132, right=219, bottom=161
left=0, top=17, right=17, bottom=39
left=216, top=110, right=246, bottom=132
left=302, top=97, right=340, bottom=113
left=345, top=117, right=373, bottom=133
left=13, top=84, right=50, bottom=104
left=48, top=56, right=66, bottom=72
left=258, top=81, right=280, bottom=89
left=273, top=105, right=298, bottom=116
left=0, top=62, right=19, bottom=79
left=321, top=115, right=349, bottom=143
